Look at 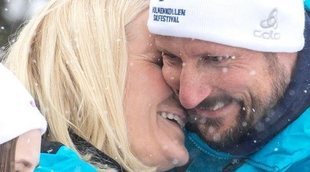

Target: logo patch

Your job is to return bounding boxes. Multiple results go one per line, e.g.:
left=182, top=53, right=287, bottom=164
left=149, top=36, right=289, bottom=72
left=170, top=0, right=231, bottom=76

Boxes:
left=152, top=7, right=186, bottom=23
left=253, top=8, right=280, bottom=40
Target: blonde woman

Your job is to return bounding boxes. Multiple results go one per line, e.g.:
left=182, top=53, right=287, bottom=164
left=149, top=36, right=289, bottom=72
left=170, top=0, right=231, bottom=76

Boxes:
left=4, top=0, right=189, bottom=171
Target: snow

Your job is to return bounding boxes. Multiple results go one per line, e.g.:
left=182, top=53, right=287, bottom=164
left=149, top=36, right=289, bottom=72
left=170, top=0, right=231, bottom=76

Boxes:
left=3, top=0, right=48, bottom=22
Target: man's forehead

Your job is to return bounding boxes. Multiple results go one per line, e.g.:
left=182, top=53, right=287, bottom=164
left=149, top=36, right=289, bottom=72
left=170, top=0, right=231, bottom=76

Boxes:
left=154, top=35, right=192, bottom=41
left=154, top=35, right=206, bottom=47
left=155, top=35, right=220, bottom=45
left=155, top=34, right=235, bottom=49
left=153, top=35, right=264, bottom=56
left=154, top=35, right=175, bottom=40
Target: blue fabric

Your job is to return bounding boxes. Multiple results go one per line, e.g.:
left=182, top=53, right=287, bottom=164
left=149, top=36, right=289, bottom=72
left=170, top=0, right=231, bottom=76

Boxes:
left=35, top=146, right=97, bottom=172
left=305, top=0, right=310, bottom=11
left=185, top=131, right=235, bottom=172
left=286, top=156, right=310, bottom=172
left=237, top=108, right=310, bottom=172
left=185, top=108, right=310, bottom=172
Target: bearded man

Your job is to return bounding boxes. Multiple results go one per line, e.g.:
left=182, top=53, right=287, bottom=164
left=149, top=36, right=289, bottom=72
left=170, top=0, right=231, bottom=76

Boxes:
left=148, top=0, right=310, bottom=171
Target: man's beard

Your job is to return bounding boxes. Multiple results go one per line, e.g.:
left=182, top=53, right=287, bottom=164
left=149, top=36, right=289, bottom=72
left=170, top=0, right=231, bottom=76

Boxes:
left=186, top=58, right=290, bottom=151
left=186, top=96, right=254, bottom=150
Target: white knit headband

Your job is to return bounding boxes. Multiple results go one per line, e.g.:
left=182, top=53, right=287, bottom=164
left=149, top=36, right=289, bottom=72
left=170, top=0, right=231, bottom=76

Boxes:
left=148, top=0, right=305, bottom=52
left=0, top=64, right=47, bottom=144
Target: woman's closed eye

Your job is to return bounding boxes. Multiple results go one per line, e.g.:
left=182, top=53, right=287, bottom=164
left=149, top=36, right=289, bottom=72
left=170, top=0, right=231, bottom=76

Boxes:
left=153, top=56, right=163, bottom=67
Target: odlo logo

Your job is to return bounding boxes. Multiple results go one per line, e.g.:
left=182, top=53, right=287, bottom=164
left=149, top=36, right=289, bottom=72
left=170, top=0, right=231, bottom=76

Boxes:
left=253, top=8, right=280, bottom=40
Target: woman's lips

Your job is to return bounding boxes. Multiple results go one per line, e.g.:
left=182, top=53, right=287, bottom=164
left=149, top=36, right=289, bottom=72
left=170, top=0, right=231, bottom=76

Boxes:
left=157, top=96, right=187, bottom=129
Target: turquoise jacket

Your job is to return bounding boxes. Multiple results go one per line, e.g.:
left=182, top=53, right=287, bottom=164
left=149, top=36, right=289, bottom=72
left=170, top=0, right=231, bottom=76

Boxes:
left=305, top=0, right=310, bottom=11
left=35, top=145, right=97, bottom=172
left=185, top=108, right=310, bottom=172
left=35, top=132, right=123, bottom=171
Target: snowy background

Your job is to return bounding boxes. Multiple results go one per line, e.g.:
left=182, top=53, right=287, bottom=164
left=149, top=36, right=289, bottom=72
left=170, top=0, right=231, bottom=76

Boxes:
left=0, top=0, right=47, bottom=58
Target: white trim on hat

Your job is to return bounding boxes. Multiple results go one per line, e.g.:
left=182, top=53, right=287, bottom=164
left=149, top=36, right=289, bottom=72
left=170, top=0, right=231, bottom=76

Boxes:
left=0, top=64, right=47, bottom=144
left=148, top=0, right=305, bottom=52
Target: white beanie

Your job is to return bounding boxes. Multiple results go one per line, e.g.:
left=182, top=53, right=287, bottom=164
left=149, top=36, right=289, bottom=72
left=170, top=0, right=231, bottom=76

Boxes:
left=148, top=0, right=305, bottom=52
left=0, top=64, right=47, bottom=144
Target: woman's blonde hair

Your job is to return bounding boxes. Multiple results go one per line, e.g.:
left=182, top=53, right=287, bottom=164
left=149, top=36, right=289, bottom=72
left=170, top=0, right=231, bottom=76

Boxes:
left=4, top=0, right=151, bottom=171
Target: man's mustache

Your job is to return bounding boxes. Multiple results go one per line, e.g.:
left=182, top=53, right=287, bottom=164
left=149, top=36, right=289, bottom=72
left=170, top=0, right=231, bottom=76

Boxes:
left=174, top=92, right=238, bottom=111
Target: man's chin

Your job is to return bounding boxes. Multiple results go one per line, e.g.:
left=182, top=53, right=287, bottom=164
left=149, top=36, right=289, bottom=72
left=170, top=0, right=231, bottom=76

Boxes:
left=199, top=132, right=231, bottom=151
left=187, top=124, right=227, bottom=150
left=192, top=124, right=246, bottom=151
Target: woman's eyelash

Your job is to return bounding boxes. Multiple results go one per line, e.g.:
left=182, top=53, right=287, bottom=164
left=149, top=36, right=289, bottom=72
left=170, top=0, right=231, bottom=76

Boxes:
left=161, top=51, right=165, bottom=57
left=151, top=56, right=163, bottom=66
left=155, top=57, right=163, bottom=66
left=161, top=51, right=178, bottom=59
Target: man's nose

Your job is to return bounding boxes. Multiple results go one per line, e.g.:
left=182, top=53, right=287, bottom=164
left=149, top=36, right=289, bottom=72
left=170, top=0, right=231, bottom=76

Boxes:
left=178, top=67, right=212, bottom=109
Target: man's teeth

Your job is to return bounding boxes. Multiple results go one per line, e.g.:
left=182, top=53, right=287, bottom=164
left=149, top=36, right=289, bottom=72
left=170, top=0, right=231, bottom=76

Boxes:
left=159, top=112, right=185, bottom=128
left=212, top=102, right=225, bottom=111
left=200, top=102, right=226, bottom=111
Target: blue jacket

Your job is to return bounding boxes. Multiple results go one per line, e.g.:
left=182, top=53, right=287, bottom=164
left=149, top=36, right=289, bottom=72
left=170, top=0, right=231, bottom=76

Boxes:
left=35, top=145, right=97, bottom=172
left=185, top=108, right=310, bottom=172
left=35, top=132, right=123, bottom=172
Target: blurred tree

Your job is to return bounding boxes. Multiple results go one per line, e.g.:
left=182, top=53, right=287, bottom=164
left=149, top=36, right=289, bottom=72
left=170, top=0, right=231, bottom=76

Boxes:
left=0, top=0, right=9, bottom=48
left=0, top=0, right=47, bottom=49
